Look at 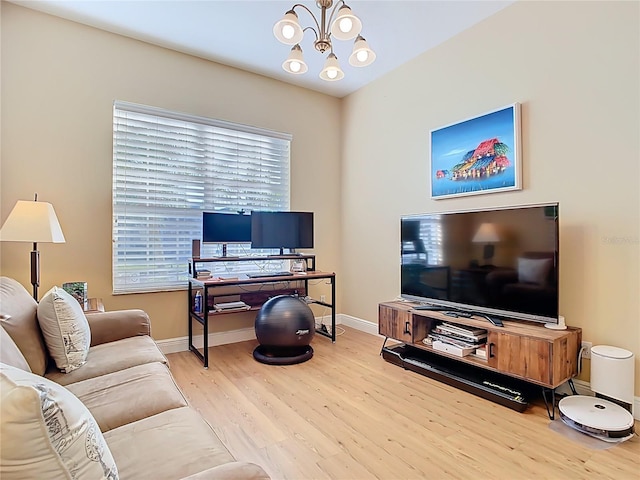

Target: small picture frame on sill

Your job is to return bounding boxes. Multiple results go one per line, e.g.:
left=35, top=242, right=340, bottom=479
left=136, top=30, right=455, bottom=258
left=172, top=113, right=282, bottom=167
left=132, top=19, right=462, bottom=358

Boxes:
left=62, top=281, right=88, bottom=309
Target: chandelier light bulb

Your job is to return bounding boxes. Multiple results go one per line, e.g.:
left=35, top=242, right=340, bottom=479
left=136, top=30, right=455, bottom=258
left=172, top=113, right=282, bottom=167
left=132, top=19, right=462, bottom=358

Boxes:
left=282, top=44, right=308, bottom=74
left=349, top=35, right=376, bottom=67
left=282, top=24, right=295, bottom=40
left=273, top=10, right=304, bottom=45
left=289, top=61, right=301, bottom=73
left=330, top=4, right=362, bottom=41
left=338, top=17, right=353, bottom=34
left=319, top=53, right=344, bottom=81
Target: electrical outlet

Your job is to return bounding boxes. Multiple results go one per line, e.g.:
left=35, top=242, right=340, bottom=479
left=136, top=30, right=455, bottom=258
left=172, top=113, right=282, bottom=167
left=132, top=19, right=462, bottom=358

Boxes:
left=320, top=295, right=326, bottom=303
left=581, top=341, right=592, bottom=359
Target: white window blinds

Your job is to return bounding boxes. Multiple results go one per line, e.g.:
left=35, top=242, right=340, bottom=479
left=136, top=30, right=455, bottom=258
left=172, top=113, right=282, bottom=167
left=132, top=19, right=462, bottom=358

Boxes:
left=113, top=101, right=291, bottom=294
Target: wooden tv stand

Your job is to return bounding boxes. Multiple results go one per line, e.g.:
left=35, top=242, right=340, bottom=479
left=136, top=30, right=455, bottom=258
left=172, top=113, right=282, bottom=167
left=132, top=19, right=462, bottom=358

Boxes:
left=379, top=301, right=581, bottom=417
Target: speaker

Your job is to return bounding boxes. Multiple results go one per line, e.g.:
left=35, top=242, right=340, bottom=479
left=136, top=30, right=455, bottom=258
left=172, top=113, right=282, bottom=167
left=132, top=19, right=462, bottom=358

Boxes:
left=192, top=239, right=201, bottom=258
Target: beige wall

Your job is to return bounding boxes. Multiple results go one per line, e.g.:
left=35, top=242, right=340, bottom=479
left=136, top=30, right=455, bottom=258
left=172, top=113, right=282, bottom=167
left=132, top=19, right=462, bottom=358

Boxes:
left=0, top=3, right=342, bottom=340
left=341, top=1, right=639, bottom=393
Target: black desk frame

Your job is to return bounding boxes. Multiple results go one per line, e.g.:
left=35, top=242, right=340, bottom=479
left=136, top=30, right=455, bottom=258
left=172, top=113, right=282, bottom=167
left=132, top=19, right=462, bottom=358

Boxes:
left=188, top=270, right=336, bottom=368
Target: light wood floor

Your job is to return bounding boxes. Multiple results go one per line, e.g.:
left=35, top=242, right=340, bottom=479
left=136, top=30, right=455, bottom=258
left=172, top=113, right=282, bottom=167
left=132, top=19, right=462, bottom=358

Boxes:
left=167, top=327, right=639, bottom=480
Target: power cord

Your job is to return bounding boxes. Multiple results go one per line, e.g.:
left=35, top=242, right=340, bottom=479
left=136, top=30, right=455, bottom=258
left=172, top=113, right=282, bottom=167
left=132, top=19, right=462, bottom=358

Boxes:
left=315, top=321, right=345, bottom=337
left=577, top=346, right=585, bottom=375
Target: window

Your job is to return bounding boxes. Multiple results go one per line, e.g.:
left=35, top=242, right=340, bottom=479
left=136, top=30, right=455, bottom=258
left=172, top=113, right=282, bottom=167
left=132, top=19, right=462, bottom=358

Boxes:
left=113, top=101, right=291, bottom=294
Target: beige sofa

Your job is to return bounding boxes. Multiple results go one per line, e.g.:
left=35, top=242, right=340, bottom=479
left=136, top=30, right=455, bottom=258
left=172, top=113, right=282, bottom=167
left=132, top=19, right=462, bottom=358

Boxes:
left=0, top=276, right=269, bottom=480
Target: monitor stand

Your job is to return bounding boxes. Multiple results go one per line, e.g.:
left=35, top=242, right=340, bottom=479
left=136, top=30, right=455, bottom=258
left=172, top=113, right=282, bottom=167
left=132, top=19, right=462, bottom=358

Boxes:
left=268, top=247, right=300, bottom=256
left=216, top=244, right=238, bottom=258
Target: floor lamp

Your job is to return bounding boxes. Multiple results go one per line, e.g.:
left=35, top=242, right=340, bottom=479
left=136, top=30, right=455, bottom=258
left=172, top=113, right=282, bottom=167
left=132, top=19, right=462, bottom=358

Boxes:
left=0, top=194, right=66, bottom=300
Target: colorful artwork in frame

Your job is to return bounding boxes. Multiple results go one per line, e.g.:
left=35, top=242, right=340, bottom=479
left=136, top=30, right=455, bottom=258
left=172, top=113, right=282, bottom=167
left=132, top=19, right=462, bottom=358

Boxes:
left=430, top=103, right=521, bottom=199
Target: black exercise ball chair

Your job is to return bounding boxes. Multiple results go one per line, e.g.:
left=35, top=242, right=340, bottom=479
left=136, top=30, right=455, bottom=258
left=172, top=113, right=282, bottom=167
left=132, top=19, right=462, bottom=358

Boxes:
left=253, top=295, right=315, bottom=365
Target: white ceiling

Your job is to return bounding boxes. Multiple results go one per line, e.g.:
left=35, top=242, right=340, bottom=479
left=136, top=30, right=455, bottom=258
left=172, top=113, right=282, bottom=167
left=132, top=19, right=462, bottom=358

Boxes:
left=10, top=0, right=514, bottom=98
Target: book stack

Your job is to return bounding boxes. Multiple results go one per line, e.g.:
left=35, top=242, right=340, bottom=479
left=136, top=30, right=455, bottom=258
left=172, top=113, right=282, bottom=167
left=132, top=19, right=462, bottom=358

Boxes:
left=426, top=322, right=487, bottom=357
left=196, top=269, right=212, bottom=280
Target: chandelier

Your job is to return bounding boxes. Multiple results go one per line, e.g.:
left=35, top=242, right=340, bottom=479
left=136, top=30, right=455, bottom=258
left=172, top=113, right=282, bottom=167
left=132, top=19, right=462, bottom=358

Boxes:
left=273, top=0, right=376, bottom=81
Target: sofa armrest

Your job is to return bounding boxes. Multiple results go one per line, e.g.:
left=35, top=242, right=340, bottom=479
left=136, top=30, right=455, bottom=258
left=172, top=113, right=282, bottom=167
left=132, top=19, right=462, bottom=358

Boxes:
left=180, top=462, right=270, bottom=480
left=85, top=309, right=151, bottom=346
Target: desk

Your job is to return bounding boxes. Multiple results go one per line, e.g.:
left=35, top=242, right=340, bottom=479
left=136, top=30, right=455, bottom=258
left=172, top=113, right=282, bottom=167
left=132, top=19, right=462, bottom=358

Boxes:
left=188, top=271, right=336, bottom=367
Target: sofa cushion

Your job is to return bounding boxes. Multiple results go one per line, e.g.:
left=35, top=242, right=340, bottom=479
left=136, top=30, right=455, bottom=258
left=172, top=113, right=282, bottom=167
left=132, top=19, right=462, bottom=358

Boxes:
left=0, top=325, right=31, bottom=372
left=0, top=363, right=119, bottom=480
left=104, top=407, right=236, bottom=480
left=0, top=277, right=48, bottom=375
left=38, top=286, right=91, bottom=373
left=46, top=335, right=168, bottom=386
left=66, top=362, right=188, bottom=432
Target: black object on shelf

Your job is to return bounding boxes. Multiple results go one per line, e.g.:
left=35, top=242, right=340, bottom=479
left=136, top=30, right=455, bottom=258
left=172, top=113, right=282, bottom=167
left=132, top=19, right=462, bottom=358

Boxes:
left=381, top=343, right=531, bottom=412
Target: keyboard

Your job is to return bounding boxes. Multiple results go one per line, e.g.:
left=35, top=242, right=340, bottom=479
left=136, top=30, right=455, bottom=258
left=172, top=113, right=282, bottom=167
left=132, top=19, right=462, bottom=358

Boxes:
left=247, top=271, right=294, bottom=279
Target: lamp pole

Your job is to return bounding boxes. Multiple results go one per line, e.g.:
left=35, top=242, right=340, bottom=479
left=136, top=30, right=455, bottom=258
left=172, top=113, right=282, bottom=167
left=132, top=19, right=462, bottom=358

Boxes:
left=30, top=242, right=40, bottom=300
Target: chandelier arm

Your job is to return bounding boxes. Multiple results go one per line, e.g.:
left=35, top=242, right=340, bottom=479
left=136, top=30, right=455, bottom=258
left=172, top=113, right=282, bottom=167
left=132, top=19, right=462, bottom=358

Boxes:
left=290, top=3, right=322, bottom=35
left=302, top=26, right=319, bottom=42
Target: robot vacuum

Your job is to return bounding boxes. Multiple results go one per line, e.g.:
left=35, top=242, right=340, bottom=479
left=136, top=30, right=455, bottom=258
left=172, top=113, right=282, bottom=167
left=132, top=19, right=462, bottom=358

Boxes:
left=558, top=395, right=635, bottom=442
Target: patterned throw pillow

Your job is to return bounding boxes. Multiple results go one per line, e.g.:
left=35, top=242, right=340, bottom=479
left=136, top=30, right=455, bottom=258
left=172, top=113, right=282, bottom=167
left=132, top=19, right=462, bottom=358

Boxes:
left=37, top=286, right=91, bottom=373
left=0, top=363, right=119, bottom=479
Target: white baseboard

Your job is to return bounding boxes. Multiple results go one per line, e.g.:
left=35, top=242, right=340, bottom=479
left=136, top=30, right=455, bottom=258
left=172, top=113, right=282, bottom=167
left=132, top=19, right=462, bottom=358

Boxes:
left=339, top=314, right=381, bottom=337
left=157, top=314, right=350, bottom=354
left=157, top=313, right=640, bottom=420
left=156, top=327, right=257, bottom=354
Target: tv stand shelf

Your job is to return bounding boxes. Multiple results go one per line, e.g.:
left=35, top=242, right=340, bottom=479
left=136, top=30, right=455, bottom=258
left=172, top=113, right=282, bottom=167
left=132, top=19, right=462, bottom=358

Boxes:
left=379, top=301, right=581, bottom=417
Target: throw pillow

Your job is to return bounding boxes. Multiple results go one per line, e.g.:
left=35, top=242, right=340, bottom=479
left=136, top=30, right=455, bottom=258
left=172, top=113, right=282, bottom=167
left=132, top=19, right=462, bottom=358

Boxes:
left=517, top=257, right=553, bottom=285
left=37, top=286, right=91, bottom=373
left=0, top=363, right=119, bottom=479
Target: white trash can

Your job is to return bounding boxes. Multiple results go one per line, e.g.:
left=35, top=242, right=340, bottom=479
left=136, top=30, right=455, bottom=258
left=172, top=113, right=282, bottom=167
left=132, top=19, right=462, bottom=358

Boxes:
left=590, top=345, right=634, bottom=409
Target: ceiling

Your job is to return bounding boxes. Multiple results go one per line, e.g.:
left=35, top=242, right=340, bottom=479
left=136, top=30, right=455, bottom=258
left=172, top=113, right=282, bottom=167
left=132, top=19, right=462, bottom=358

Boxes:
left=10, top=0, right=514, bottom=98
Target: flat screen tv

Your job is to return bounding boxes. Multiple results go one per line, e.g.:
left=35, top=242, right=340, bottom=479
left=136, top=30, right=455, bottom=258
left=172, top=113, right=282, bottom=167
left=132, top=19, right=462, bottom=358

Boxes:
left=202, top=212, right=251, bottom=256
left=251, top=211, right=314, bottom=255
left=400, top=203, right=559, bottom=324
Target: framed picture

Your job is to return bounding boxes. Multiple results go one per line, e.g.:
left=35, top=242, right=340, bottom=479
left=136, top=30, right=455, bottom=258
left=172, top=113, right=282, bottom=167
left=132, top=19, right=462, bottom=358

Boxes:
left=62, top=281, right=88, bottom=309
left=430, top=103, right=521, bottom=199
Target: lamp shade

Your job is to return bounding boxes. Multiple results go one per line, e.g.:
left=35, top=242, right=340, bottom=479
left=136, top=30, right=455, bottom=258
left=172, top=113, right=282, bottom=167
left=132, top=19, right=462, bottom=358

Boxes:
left=273, top=10, right=304, bottom=45
left=349, top=35, right=376, bottom=67
left=282, top=44, right=308, bottom=74
left=330, top=4, right=362, bottom=41
left=0, top=200, right=65, bottom=243
left=472, top=223, right=500, bottom=243
left=319, top=53, right=344, bottom=81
